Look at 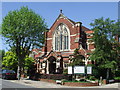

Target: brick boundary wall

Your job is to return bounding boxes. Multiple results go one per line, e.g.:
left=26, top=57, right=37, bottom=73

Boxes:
left=39, top=79, right=99, bottom=87
left=63, top=82, right=99, bottom=87
left=39, top=79, right=56, bottom=84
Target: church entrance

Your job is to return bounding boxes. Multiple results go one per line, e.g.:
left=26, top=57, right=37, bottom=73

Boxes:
left=48, top=56, right=56, bottom=74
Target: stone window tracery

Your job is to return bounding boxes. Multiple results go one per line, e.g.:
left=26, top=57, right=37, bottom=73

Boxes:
left=53, top=23, right=70, bottom=51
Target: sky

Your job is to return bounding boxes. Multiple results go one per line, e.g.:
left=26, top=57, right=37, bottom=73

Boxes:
left=1, top=1, right=120, bottom=51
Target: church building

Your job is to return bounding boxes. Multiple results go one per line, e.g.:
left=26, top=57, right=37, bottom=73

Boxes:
left=31, top=10, right=95, bottom=74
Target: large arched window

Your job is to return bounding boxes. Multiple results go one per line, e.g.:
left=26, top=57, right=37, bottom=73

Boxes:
left=53, top=23, right=70, bottom=51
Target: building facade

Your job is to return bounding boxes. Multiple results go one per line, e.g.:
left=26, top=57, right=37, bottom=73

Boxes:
left=31, top=11, right=95, bottom=74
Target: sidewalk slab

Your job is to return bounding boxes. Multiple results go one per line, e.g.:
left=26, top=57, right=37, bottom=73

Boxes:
left=8, top=79, right=119, bottom=88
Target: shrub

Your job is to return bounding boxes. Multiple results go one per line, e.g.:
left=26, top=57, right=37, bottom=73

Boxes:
left=114, top=77, right=120, bottom=80
left=40, top=74, right=48, bottom=79
left=89, top=76, right=96, bottom=81
left=115, top=70, right=120, bottom=77
left=63, top=69, right=68, bottom=75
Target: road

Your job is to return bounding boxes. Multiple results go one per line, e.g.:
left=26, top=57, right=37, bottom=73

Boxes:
left=0, top=78, right=119, bottom=90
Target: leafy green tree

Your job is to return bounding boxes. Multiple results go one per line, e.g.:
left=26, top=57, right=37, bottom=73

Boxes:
left=2, top=51, right=34, bottom=74
left=24, top=55, right=34, bottom=76
left=68, top=49, right=85, bottom=80
left=69, top=49, right=85, bottom=66
left=1, top=6, right=47, bottom=78
left=90, top=17, right=120, bottom=79
left=0, top=49, right=5, bottom=67
left=24, top=55, right=34, bottom=70
left=2, top=51, right=18, bottom=71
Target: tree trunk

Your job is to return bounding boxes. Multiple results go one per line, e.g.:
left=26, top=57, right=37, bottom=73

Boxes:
left=106, top=68, right=109, bottom=79
left=17, top=55, right=23, bottom=80
left=17, top=65, right=20, bottom=80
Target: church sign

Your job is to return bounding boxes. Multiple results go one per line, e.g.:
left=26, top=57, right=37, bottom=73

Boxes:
left=87, top=66, right=92, bottom=74
left=68, top=66, right=92, bottom=74
left=74, top=66, right=85, bottom=74
left=68, top=66, right=73, bottom=74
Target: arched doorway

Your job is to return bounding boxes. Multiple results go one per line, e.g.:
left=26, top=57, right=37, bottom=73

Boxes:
left=48, top=56, right=56, bottom=74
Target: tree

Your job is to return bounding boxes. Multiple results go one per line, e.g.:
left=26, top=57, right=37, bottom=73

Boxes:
left=2, top=51, right=18, bottom=71
left=1, top=6, right=47, bottom=79
left=24, top=55, right=34, bottom=70
left=0, top=49, right=5, bottom=67
left=2, top=51, right=34, bottom=74
left=68, top=49, right=85, bottom=80
left=69, top=48, right=85, bottom=66
left=90, top=17, right=120, bottom=79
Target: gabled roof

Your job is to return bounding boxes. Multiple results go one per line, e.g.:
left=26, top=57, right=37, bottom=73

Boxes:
left=68, top=18, right=76, bottom=24
left=48, top=11, right=93, bottom=35
left=49, top=13, right=82, bottom=30
left=46, top=50, right=59, bottom=58
left=82, top=26, right=91, bottom=31
left=57, top=13, right=76, bottom=25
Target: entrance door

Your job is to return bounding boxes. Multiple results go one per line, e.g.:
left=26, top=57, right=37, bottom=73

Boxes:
left=48, top=56, right=56, bottom=74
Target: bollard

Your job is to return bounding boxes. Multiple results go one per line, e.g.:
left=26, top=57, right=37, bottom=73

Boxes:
left=103, top=79, right=107, bottom=84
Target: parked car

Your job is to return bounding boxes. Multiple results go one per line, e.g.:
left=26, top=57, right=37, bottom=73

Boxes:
left=2, top=69, right=17, bottom=80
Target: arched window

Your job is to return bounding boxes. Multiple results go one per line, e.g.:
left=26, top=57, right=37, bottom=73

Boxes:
left=53, top=23, right=70, bottom=51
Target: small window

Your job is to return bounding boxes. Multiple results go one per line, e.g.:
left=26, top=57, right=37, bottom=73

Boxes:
left=64, top=63, right=68, bottom=68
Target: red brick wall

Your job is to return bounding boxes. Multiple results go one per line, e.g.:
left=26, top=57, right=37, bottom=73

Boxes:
left=46, top=18, right=81, bottom=52
left=64, top=82, right=99, bottom=87
left=46, top=39, right=52, bottom=51
left=32, top=15, right=95, bottom=66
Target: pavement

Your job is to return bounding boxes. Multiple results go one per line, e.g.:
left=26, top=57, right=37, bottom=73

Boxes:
left=9, top=78, right=71, bottom=88
left=8, top=78, right=120, bottom=88
left=2, top=79, right=35, bottom=88
left=0, top=79, right=2, bottom=90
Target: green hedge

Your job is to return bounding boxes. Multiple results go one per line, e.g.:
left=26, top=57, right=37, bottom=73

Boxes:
left=114, top=77, right=120, bottom=80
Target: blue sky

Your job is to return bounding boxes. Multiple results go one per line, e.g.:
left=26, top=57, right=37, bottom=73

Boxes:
left=2, top=2, right=118, bottom=28
left=1, top=2, right=119, bottom=51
